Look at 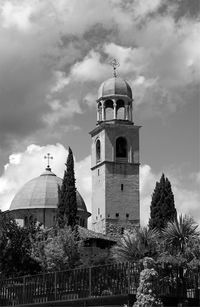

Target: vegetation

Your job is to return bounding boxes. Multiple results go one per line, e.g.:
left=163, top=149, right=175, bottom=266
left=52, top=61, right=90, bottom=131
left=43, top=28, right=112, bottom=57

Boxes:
left=149, top=173, right=177, bottom=230
left=158, top=214, right=200, bottom=268
left=134, top=257, right=163, bottom=307
left=31, top=226, right=82, bottom=272
left=0, top=211, right=41, bottom=277
left=112, top=227, right=159, bottom=262
left=57, top=147, right=78, bottom=229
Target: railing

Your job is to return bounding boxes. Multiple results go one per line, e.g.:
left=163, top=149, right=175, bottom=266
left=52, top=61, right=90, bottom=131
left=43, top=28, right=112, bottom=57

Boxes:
left=0, top=263, right=199, bottom=306
left=0, top=262, right=141, bottom=305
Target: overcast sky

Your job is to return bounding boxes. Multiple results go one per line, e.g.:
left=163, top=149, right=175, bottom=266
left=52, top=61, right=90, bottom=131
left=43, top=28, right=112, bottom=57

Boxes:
left=0, top=0, right=199, bottom=226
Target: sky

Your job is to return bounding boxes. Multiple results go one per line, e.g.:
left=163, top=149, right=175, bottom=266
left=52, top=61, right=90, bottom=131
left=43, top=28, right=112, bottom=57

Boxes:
left=0, top=0, right=199, bottom=227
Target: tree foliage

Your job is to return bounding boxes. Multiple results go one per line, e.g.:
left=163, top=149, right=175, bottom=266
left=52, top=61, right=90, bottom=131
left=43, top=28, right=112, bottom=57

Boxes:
left=149, top=173, right=177, bottom=230
left=57, top=147, right=77, bottom=229
left=0, top=211, right=41, bottom=277
left=112, top=227, right=159, bottom=262
left=158, top=214, right=200, bottom=268
left=31, top=226, right=82, bottom=272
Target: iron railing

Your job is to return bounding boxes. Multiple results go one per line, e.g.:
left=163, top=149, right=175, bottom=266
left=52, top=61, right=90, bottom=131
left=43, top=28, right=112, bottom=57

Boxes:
left=0, top=262, right=140, bottom=305
left=0, top=262, right=199, bottom=306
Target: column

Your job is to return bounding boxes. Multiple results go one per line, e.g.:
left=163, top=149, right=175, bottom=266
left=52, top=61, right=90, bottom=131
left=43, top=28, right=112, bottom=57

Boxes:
left=113, top=100, right=117, bottom=120
left=97, top=107, right=100, bottom=122
left=130, top=103, right=133, bottom=122
left=125, top=102, right=129, bottom=120
left=101, top=101, right=105, bottom=121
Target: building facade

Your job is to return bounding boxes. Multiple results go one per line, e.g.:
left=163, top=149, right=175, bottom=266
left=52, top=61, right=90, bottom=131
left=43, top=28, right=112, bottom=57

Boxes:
left=90, top=76, right=140, bottom=235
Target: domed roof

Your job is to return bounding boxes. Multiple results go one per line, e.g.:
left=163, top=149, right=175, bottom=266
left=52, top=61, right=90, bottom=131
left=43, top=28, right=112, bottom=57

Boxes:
left=10, top=168, right=88, bottom=213
left=97, top=77, right=132, bottom=100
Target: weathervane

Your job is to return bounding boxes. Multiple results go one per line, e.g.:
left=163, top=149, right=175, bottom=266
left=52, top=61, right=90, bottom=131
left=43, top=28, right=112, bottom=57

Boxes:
left=44, top=153, right=53, bottom=170
left=110, top=58, right=120, bottom=78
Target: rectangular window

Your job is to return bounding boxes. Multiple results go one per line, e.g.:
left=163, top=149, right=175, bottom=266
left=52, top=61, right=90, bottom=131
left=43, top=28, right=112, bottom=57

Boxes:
left=121, top=184, right=124, bottom=191
left=116, top=213, right=119, bottom=218
left=98, top=208, right=100, bottom=215
left=98, top=169, right=100, bottom=176
left=126, top=213, right=129, bottom=218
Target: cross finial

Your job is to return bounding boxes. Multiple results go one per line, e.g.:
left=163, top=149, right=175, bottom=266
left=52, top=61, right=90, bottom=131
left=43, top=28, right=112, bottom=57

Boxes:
left=110, top=58, right=120, bottom=78
left=44, top=153, right=53, bottom=170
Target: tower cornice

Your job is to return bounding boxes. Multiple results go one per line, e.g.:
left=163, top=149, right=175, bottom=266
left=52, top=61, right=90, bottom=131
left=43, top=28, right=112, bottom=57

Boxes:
left=89, top=121, right=141, bottom=137
left=91, top=160, right=140, bottom=171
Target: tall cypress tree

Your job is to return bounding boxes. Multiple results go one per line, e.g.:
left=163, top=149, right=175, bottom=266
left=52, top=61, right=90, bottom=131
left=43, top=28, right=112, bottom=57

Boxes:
left=149, top=173, right=177, bottom=230
left=57, top=147, right=77, bottom=229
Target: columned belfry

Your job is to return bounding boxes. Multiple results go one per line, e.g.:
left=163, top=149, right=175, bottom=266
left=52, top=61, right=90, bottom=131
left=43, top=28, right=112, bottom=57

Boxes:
left=90, top=62, right=140, bottom=235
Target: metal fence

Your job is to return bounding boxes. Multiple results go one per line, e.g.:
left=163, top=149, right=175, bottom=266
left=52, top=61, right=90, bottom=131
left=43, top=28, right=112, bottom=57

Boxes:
left=0, top=262, right=140, bottom=305
left=0, top=263, right=199, bottom=306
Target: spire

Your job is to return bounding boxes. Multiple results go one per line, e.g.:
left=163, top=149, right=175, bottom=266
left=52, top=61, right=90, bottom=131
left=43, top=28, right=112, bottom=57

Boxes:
left=44, top=153, right=53, bottom=171
left=110, top=58, right=120, bottom=78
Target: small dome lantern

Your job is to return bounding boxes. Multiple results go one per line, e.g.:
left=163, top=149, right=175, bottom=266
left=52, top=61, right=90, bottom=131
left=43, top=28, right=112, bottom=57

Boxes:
left=96, top=60, right=133, bottom=123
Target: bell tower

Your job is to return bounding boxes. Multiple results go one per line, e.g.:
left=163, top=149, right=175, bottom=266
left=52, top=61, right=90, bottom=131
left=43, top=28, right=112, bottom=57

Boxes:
left=90, top=66, right=140, bottom=235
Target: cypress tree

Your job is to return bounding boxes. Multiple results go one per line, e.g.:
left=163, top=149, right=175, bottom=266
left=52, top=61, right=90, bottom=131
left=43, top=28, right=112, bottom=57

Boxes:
left=57, top=147, right=77, bottom=230
left=149, top=173, right=177, bottom=230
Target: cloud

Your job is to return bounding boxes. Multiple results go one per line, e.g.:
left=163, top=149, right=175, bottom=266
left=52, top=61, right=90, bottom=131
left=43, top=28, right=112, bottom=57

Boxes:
left=0, top=0, right=199, bottom=152
left=70, top=51, right=110, bottom=82
left=1, top=1, right=33, bottom=31
left=43, top=99, right=82, bottom=126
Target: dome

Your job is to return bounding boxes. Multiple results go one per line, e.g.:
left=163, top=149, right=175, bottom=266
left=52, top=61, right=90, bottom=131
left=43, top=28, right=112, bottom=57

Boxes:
left=97, top=77, right=132, bottom=100
left=10, top=168, right=88, bottom=213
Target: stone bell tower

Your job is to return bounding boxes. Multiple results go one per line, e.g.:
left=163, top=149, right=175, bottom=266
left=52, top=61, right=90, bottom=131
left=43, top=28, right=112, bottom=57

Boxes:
left=90, top=63, right=140, bottom=235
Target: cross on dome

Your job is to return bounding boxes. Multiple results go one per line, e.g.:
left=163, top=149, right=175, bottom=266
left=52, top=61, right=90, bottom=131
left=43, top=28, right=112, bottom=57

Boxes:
left=44, top=153, right=53, bottom=170
left=110, top=58, right=120, bottom=78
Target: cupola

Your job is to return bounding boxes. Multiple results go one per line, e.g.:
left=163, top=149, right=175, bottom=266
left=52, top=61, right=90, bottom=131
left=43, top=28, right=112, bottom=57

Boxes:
left=96, top=60, right=133, bottom=123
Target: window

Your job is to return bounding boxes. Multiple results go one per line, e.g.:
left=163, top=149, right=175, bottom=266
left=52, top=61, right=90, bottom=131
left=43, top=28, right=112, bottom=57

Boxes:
left=96, top=139, right=101, bottom=163
left=98, top=208, right=100, bottom=214
left=126, top=213, right=129, bottom=218
left=116, top=213, right=119, bottom=218
left=98, top=169, right=100, bottom=176
left=121, top=184, right=124, bottom=191
left=121, top=227, right=124, bottom=235
left=116, top=137, right=127, bottom=158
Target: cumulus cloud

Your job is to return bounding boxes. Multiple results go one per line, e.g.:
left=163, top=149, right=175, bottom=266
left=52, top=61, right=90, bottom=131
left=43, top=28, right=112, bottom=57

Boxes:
left=70, top=51, right=110, bottom=82
left=0, top=0, right=199, bottom=151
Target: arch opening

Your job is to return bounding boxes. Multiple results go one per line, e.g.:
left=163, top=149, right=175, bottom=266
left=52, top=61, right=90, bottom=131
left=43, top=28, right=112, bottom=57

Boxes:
left=96, top=139, right=101, bottom=163
left=116, top=137, right=128, bottom=159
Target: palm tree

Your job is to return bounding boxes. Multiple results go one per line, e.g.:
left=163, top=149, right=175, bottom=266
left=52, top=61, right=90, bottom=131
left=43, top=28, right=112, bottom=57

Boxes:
left=112, top=227, right=159, bottom=262
left=159, top=214, right=200, bottom=296
left=161, top=214, right=199, bottom=254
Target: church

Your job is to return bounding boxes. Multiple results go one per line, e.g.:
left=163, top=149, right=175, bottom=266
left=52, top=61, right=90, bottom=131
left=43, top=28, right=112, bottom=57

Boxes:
left=8, top=66, right=141, bottom=236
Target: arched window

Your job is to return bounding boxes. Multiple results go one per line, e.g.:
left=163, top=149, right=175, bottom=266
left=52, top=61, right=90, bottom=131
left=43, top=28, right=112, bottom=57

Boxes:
left=117, top=100, right=125, bottom=120
left=96, top=139, right=101, bottom=163
left=116, top=137, right=127, bottom=158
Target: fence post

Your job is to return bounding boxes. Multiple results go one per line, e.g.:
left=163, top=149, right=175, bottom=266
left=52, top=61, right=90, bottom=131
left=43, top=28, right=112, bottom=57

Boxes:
left=22, top=276, right=27, bottom=304
left=127, top=262, right=131, bottom=294
left=54, top=271, right=57, bottom=300
left=89, top=267, right=92, bottom=297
